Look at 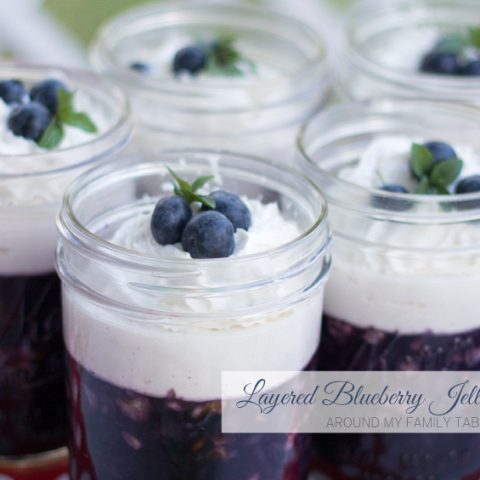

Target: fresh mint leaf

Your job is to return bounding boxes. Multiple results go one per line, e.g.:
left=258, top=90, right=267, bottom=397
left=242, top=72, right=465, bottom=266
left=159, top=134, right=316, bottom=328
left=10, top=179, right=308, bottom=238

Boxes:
left=191, top=175, right=214, bottom=192
left=37, top=120, right=64, bottom=150
left=206, top=35, right=256, bottom=77
left=63, top=112, right=97, bottom=133
left=168, top=168, right=216, bottom=209
left=435, top=33, right=469, bottom=53
left=430, top=158, right=463, bottom=188
left=57, top=88, right=75, bottom=119
left=35, top=88, right=97, bottom=148
left=415, top=177, right=432, bottom=194
left=468, top=27, right=480, bottom=49
left=410, top=144, right=434, bottom=179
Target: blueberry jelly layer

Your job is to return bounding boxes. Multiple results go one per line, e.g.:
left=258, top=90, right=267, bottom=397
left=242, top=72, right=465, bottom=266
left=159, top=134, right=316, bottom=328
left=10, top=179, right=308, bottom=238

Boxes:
left=0, top=272, right=65, bottom=456
left=68, top=351, right=316, bottom=480
left=315, top=315, right=480, bottom=480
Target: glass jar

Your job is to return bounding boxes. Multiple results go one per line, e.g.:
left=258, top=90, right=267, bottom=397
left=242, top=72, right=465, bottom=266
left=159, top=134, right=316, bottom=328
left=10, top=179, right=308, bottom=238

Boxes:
left=298, top=100, right=480, bottom=478
left=0, top=64, right=131, bottom=480
left=337, top=0, right=480, bottom=102
left=90, top=3, right=329, bottom=162
left=56, top=150, right=331, bottom=480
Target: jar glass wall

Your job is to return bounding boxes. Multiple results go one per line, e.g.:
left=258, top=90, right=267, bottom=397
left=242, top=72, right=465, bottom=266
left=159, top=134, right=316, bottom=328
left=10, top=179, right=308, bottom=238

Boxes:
left=298, top=100, right=480, bottom=478
left=337, top=0, right=480, bottom=102
left=0, top=64, right=131, bottom=480
left=56, top=151, right=331, bottom=480
left=90, top=3, right=329, bottom=162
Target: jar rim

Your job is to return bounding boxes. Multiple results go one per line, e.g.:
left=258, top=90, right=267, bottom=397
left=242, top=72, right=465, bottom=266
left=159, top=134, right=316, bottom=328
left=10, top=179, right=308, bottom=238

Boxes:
left=58, top=148, right=330, bottom=271
left=89, top=3, right=328, bottom=114
left=0, top=63, right=132, bottom=178
left=297, top=98, right=480, bottom=222
left=344, top=0, right=480, bottom=99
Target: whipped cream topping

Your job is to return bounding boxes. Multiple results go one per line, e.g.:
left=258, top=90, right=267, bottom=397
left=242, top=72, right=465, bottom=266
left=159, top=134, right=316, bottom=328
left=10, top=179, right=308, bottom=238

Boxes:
left=64, top=197, right=324, bottom=399
left=325, top=136, right=480, bottom=334
left=111, top=197, right=301, bottom=258
left=0, top=78, right=111, bottom=275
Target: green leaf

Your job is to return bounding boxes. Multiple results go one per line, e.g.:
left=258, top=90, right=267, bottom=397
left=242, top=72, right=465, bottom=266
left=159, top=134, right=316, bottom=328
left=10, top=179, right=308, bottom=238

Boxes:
left=193, top=194, right=216, bottom=209
left=57, top=88, right=98, bottom=134
left=63, top=112, right=98, bottom=133
left=468, top=27, right=480, bottom=49
left=430, top=158, right=463, bottom=188
left=37, top=120, right=64, bottom=150
left=415, top=176, right=431, bottom=194
left=57, top=88, right=75, bottom=120
left=205, top=34, right=256, bottom=77
left=168, top=167, right=192, bottom=192
left=167, top=167, right=216, bottom=209
left=410, top=144, right=434, bottom=179
left=435, top=33, right=469, bottom=53
left=191, top=175, right=213, bottom=193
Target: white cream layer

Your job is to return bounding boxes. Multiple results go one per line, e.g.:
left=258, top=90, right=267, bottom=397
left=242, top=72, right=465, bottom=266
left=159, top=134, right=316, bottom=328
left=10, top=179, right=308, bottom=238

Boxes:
left=326, top=136, right=480, bottom=334
left=0, top=82, right=109, bottom=275
left=64, top=198, right=324, bottom=400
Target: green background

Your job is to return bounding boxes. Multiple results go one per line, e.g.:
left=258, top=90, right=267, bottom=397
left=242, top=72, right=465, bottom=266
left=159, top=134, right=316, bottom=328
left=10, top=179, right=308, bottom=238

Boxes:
left=44, top=0, right=351, bottom=46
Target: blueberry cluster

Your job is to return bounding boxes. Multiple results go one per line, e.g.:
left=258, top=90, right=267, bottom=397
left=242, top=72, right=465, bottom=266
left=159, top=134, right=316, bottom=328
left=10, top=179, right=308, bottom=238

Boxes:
left=420, top=33, right=480, bottom=76
left=151, top=171, right=251, bottom=259
left=0, top=78, right=66, bottom=141
left=375, top=141, right=480, bottom=211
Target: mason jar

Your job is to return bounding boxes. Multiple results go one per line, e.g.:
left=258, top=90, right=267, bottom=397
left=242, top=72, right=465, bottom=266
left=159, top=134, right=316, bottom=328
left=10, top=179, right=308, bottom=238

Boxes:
left=56, top=150, right=331, bottom=480
left=336, top=0, right=480, bottom=103
left=298, top=100, right=480, bottom=479
left=0, top=64, right=131, bottom=480
left=90, top=3, right=329, bottom=162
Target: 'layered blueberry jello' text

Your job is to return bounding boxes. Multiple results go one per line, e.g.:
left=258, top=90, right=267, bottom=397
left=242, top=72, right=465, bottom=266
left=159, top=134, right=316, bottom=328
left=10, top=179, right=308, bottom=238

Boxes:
left=56, top=151, right=331, bottom=480
left=90, top=3, right=329, bottom=161
left=336, top=0, right=480, bottom=103
left=0, top=65, right=130, bottom=479
left=298, top=100, right=480, bottom=479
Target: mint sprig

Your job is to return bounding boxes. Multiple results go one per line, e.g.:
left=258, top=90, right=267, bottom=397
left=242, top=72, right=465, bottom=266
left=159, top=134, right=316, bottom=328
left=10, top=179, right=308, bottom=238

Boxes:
left=410, top=144, right=463, bottom=195
left=206, top=35, right=256, bottom=77
left=435, top=28, right=480, bottom=54
left=168, top=167, right=216, bottom=209
left=38, top=89, right=97, bottom=150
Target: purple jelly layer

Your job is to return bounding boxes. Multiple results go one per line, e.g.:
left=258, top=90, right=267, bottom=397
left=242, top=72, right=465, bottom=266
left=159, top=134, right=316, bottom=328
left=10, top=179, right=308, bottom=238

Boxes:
left=314, top=314, right=480, bottom=480
left=0, top=272, right=67, bottom=457
left=67, top=352, right=317, bottom=480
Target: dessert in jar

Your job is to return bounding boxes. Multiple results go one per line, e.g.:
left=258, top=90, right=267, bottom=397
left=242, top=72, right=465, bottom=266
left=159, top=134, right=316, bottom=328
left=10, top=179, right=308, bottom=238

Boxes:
left=56, top=151, right=331, bottom=480
left=298, top=100, right=480, bottom=479
left=336, top=0, right=480, bottom=103
left=90, top=3, right=329, bottom=162
left=0, top=65, right=131, bottom=480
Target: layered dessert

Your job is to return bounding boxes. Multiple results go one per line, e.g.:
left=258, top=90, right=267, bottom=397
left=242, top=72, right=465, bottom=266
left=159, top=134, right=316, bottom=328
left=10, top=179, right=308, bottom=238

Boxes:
left=307, top=134, right=480, bottom=477
left=56, top=154, right=330, bottom=480
left=90, top=3, right=329, bottom=160
left=0, top=66, right=130, bottom=479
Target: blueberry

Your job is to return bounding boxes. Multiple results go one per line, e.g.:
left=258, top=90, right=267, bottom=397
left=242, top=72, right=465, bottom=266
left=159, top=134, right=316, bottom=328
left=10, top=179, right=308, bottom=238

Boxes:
left=0, top=79, right=27, bottom=105
left=461, top=60, right=480, bottom=76
left=173, top=46, right=207, bottom=75
left=424, top=141, right=457, bottom=165
left=372, top=184, right=412, bottom=212
left=380, top=184, right=409, bottom=194
left=420, top=51, right=461, bottom=75
left=7, top=102, right=52, bottom=141
left=455, top=175, right=480, bottom=194
left=30, top=79, right=67, bottom=114
left=151, top=196, right=192, bottom=245
left=454, top=175, right=480, bottom=210
left=129, top=62, right=151, bottom=74
left=181, top=211, right=235, bottom=259
left=202, top=191, right=251, bottom=231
